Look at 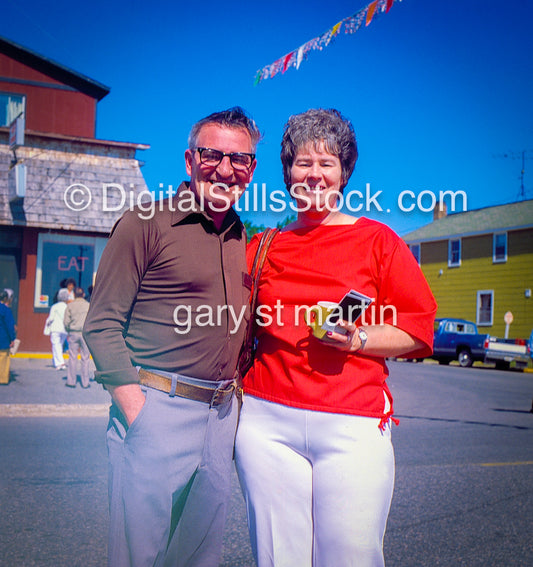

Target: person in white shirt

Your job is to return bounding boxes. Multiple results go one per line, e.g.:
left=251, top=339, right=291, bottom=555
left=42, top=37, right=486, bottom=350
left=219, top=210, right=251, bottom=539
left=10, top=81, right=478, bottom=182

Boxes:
left=45, top=288, right=69, bottom=370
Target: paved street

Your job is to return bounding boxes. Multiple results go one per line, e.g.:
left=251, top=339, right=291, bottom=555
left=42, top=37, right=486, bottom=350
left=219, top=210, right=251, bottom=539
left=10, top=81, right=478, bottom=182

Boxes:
left=385, top=361, right=533, bottom=567
left=0, top=358, right=532, bottom=566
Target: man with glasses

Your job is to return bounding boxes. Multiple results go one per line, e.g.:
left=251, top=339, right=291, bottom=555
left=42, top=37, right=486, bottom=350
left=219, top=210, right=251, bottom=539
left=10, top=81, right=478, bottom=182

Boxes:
left=84, top=107, right=260, bottom=567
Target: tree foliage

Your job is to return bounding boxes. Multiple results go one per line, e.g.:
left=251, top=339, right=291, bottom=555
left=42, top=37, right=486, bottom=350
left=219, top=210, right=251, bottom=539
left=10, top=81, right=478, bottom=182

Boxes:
left=244, top=215, right=296, bottom=238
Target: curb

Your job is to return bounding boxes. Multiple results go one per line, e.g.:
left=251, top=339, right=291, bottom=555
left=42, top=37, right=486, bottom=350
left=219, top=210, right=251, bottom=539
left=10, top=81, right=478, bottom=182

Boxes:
left=11, top=353, right=95, bottom=360
left=13, top=353, right=64, bottom=359
left=0, top=404, right=109, bottom=417
left=13, top=353, right=52, bottom=359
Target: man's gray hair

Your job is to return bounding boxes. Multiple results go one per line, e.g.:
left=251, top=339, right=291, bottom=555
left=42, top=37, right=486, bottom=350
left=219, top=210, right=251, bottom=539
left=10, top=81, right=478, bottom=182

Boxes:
left=280, top=108, right=358, bottom=192
left=188, top=106, right=262, bottom=152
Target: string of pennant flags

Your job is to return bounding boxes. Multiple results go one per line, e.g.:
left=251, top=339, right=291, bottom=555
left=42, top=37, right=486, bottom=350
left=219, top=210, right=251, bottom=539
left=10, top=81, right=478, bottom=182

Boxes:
left=254, top=0, right=401, bottom=85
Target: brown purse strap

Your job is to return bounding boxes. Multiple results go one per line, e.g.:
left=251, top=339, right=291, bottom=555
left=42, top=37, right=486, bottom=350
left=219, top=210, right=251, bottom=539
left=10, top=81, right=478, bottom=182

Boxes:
left=250, top=228, right=279, bottom=283
left=246, top=227, right=279, bottom=345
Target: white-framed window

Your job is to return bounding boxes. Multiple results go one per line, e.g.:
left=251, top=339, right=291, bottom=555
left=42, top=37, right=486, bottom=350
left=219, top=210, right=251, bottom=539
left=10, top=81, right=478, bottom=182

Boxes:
left=493, top=232, right=507, bottom=263
left=409, top=243, right=420, bottom=264
left=448, top=238, right=461, bottom=267
left=476, top=290, right=494, bottom=326
left=34, top=233, right=108, bottom=311
left=0, top=92, right=25, bottom=127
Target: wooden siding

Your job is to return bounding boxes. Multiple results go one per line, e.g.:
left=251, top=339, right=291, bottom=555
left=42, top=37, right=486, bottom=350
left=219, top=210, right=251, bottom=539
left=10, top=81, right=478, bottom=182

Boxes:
left=0, top=134, right=148, bottom=232
left=419, top=229, right=533, bottom=338
left=0, top=53, right=97, bottom=137
left=0, top=133, right=149, bottom=352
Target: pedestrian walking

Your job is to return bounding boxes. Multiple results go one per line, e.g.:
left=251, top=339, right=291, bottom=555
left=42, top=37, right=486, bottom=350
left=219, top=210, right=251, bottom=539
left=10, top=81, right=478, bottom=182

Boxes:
left=64, top=287, right=90, bottom=388
left=0, top=289, right=16, bottom=385
left=44, top=288, right=70, bottom=370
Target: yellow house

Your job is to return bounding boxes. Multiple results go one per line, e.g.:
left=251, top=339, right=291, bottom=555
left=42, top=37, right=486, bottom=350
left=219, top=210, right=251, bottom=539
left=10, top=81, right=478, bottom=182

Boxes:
left=403, top=199, right=533, bottom=339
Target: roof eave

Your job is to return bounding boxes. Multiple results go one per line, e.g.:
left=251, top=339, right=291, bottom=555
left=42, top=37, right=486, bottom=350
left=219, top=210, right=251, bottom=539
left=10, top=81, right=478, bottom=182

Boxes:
left=0, top=35, right=110, bottom=101
left=404, top=222, right=533, bottom=244
left=0, top=126, right=149, bottom=150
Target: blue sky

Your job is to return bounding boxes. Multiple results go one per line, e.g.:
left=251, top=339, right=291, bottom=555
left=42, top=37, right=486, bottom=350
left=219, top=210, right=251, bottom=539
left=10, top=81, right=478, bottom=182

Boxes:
left=2, top=0, right=532, bottom=235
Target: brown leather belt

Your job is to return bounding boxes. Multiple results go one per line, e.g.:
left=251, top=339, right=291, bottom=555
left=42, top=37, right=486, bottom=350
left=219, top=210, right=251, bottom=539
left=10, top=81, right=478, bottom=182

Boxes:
left=138, top=368, right=235, bottom=407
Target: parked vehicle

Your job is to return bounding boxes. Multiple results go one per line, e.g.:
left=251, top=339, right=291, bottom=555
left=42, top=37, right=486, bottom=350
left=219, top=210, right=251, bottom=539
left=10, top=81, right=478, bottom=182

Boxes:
left=484, top=336, right=530, bottom=370
left=431, top=318, right=531, bottom=369
left=432, top=318, right=488, bottom=367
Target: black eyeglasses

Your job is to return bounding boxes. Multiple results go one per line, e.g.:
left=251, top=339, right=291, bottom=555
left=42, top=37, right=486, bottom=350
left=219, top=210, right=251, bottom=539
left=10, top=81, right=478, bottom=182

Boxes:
left=196, top=147, right=255, bottom=170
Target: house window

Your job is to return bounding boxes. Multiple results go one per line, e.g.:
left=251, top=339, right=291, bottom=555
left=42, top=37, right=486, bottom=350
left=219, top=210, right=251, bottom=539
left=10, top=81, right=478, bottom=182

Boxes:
left=409, top=244, right=420, bottom=264
left=448, top=239, right=461, bottom=267
left=476, top=290, right=493, bottom=326
left=0, top=92, right=25, bottom=127
left=493, top=232, right=507, bottom=263
left=34, top=233, right=107, bottom=310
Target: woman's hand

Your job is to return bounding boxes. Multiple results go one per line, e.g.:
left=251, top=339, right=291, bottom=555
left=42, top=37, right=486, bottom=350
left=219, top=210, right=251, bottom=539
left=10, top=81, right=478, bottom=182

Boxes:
left=324, top=322, right=363, bottom=352
left=323, top=322, right=425, bottom=358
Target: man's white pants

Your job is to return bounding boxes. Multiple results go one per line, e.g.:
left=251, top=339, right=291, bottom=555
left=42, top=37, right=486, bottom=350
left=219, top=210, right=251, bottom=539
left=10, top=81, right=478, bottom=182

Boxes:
left=235, top=394, right=394, bottom=567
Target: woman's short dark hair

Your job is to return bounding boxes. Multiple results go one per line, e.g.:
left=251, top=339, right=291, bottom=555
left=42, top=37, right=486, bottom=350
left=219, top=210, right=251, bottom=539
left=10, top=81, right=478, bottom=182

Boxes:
left=280, top=108, right=358, bottom=192
left=188, top=106, right=262, bottom=152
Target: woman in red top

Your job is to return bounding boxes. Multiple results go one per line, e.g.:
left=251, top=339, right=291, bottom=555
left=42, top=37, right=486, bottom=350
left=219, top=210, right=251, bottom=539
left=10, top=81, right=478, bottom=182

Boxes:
left=235, top=109, right=437, bottom=567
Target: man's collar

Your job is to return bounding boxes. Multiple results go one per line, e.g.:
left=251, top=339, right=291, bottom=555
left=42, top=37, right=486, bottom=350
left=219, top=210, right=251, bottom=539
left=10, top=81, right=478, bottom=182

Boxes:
left=170, top=181, right=243, bottom=236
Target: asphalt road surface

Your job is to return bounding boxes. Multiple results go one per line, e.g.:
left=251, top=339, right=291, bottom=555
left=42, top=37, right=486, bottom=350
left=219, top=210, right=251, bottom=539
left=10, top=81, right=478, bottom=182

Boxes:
left=0, top=361, right=531, bottom=566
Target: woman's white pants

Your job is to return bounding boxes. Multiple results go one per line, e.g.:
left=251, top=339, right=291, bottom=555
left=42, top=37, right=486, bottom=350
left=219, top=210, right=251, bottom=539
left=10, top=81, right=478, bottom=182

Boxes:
left=50, top=331, right=67, bottom=368
left=235, top=394, right=394, bottom=567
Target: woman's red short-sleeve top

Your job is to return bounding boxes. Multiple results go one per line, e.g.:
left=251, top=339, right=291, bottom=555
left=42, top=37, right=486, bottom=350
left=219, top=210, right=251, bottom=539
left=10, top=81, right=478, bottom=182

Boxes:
left=243, top=218, right=437, bottom=420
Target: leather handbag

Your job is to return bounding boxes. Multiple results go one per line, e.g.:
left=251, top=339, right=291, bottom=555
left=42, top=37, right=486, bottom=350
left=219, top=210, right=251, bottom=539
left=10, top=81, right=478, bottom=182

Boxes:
left=237, top=227, right=279, bottom=380
left=43, top=317, right=52, bottom=336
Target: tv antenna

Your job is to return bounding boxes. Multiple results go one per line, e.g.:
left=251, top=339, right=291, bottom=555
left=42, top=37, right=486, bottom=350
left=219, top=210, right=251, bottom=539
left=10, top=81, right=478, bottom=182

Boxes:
left=494, top=150, right=532, bottom=200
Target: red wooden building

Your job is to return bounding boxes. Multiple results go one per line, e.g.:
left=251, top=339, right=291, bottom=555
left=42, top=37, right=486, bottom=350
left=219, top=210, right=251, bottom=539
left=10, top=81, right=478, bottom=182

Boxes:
left=0, top=35, right=149, bottom=352
left=0, top=35, right=108, bottom=137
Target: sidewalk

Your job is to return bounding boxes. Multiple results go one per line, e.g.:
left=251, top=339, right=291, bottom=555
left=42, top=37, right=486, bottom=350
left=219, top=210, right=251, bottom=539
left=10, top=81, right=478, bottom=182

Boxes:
left=0, top=355, right=110, bottom=417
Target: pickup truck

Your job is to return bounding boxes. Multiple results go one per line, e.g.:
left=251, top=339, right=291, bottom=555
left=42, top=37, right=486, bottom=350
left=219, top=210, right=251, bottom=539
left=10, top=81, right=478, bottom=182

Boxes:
left=484, top=336, right=531, bottom=370
left=432, top=318, right=487, bottom=367
left=432, top=318, right=531, bottom=369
